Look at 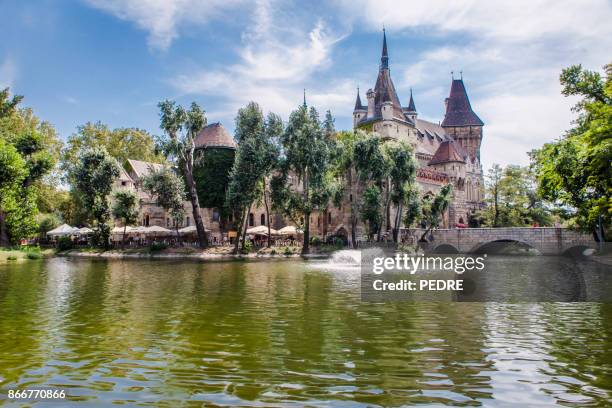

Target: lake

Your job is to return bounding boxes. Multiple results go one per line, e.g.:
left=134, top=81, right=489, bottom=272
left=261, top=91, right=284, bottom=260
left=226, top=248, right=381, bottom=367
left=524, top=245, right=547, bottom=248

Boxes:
left=1, top=256, right=611, bottom=406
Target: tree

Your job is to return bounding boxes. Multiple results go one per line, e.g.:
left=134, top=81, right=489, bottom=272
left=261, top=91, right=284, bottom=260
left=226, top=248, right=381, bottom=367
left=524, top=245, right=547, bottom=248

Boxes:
left=386, top=141, right=417, bottom=242
left=0, top=139, right=27, bottom=245
left=333, top=130, right=363, bottom=247
left=271, top=104, right=334, bottom=254
left=112, top=190, right=139, bottom=249
left=143, top=168, right=187, bottom=244
left=72, top=148, right=120, bottom=248
left=531, top=63, right=611, bottom=240
left=486, top=164, right=503, bottom=227
left=158, top=101, right=208, bottom=248
left=227, top=103, right=281, bottom=252
left=353, top=134, right=390, bottom=241
left=419, top=184, right=452, bottom=241
left=0, top=88, right=59, bottom=245
left=62, top=122, right=164, bottom=170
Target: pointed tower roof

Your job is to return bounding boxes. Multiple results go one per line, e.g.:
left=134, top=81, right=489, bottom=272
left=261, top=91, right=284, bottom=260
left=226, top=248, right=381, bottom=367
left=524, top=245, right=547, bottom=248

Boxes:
left=406, top=88, right=417, bottom=112
left=372, top=30, right=404, bottom=119
left=381, top=28, right=389, bottom=70
left=303, top=88, right=307, bottom=108
left=354, top=88, right=365, bottom=111
left=194, top=122, right=237, bottom=149
left=429, top=140, right=467, bottom=165
left=441, top=78, right=484, bottom=127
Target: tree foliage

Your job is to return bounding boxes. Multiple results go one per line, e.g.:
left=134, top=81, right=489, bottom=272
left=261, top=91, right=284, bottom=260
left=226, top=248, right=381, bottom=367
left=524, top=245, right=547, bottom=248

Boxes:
left=157, top=100, right=208, bottom=248
left=271, top=104, right=334, bottom=254
left=72, top=148, right=121, bottom=248
left=112, top=190, right=139, bottom=249
left=227, top=102, right=281, bottom=252
left=143, top=168, right=186, bottom=228
left=531, top=63, right=611, bottom=237
left=0, top=88, right=59, bottom=245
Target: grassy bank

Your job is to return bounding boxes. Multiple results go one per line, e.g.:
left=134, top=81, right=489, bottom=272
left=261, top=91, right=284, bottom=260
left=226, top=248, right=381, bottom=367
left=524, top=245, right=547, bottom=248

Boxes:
left=0, top=247, right=55, bottom=264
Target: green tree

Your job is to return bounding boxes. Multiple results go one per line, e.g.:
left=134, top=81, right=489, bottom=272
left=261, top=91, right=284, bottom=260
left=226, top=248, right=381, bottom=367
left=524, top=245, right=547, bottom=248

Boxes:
left=0, top=139, right=27, bottom=245
left=112, top=190, right=139, bottom=249
left=353, top=134, right=390, bottom=241
left=157, top=101, right=208, bottom=248
left=143, top=168, right=187, bottom=245
left=227, top=103, right=281, bottom=252
left=62, top=122, right=164, bottom=170
left=419, top=184, right=452, bottom=241
left=271, top=104, right=334, bottom=254
left=531, top=63, right=611, bottom=240
left=386, top=141, right=417, bottom=242
left=0, top=89, right=59, bottom=245
left=72, top=148, right=120, bottom=248
left=486, top=164, right=503, bottom=227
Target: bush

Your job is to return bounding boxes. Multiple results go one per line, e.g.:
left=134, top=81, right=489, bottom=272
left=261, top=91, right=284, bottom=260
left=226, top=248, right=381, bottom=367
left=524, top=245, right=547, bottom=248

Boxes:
left=26, top=251, right=42, bottom=260
left=57, top=236, right=73, bottom=251
left=270, top=249, right=277, bottom=255
left=283, top=247, right=292, bottom=256
left=310, top=236, right=322, bottom=246
left=7, top=255, right=17, bottom=261
left=150, top=242, right=168, bottom=251
left=240, top=240, right=253, bottom=254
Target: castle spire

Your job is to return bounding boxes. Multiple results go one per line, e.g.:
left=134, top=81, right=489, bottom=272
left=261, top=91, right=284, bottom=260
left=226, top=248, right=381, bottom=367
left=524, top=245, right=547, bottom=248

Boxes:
left=407, top=88, right=417, bottom=112
left=442, top=77, right=483, bottom=127
left=354, top=87, right=364, bottom=111
left=381, top=28, right=389, bottom=70
left=303, top=88, right=307, bottom=108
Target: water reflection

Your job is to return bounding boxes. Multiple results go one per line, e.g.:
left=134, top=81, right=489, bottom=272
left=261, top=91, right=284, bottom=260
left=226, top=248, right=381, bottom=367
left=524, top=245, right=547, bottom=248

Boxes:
left=0, top=257, right=610, bottom=406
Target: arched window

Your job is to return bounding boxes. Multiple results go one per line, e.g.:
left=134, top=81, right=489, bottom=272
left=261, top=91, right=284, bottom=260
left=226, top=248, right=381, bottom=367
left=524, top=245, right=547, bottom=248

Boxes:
left=144, top=215, right=150, bottom=227
left=328, top=212, right=332, bottom=224
left=260, top=214, right=265, bottom=226
left=249, top=213, right=254, bottom=227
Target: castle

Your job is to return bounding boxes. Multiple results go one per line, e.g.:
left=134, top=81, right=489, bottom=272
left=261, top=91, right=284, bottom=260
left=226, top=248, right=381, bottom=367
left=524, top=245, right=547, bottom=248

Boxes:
left=350, top=30, right=485, bottom=229
left=113, top=31, right=485, bottom=244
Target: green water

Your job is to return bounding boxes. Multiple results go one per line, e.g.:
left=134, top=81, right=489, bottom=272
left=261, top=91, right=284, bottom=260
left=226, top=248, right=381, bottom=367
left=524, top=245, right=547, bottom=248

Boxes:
left=0, top=257, right=611, bottom=406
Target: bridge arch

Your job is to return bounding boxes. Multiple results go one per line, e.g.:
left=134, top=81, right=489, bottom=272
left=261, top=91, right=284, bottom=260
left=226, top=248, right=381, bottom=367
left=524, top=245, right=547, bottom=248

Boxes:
left=469, top=239, right=541, bottom=255
left=562, top=245, right=596, bottom=258
left=432, top=243, right=459, bottom=254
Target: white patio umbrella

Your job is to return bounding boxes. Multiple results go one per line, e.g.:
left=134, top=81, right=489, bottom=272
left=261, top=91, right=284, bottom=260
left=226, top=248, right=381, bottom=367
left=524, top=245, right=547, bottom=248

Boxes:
left=47, top=224, right=78, bottom=237
left=76, top=227, right=93, bottom=235
left=144, top=225, right=172, bottom=236
left=246, top=225, right=278, bottom=235
left=112, top=226, right=133, bottom=234
left=278, top=225, right=302, bottom=236
left=177, top=225, right=211, bottom=234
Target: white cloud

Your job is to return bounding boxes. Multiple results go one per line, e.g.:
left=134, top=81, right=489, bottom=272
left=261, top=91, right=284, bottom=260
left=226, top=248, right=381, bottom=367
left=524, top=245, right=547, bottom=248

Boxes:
left=170, top=0, right=348, bottom=121
left=0, top=57, right=17, bottom=89
left=84, top=0, right=245, bottom=50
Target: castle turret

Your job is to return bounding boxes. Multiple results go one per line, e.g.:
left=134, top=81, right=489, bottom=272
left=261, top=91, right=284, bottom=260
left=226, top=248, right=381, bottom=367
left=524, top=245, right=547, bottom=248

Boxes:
left=403, top=88, right=418, bottom=122
left=353, top=88, right=367, bottom=127
left=441, top=77, right=483, bottom=161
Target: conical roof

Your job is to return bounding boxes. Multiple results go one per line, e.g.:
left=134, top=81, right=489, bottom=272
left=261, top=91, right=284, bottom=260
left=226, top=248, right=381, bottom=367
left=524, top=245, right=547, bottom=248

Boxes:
left=441, top=79, right=483, bottom=127
left=429, top=140, right=467, bottom=165
left=194, top=122, right=237, bottom=149
left=406, top=89, right=417, bottom=112
left=354, top=88, right=365, bottom=111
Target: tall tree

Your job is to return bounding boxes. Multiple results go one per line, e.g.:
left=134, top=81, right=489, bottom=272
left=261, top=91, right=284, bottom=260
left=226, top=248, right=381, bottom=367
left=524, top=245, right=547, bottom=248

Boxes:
left=531, top=63, right=611, bottom=240
left=227, top=103, right=281, bottom=253
left=353, top=134, right=390, bottom=241
left=271, top=104, right=334, bottom=254
left=0, top=88, right=58, bottom=245
left=143, top=168, right=187, bottom=244
left=112, top=190, right=139, bottom=249
left=386, top=141, right=417, bottom=242
left=0, top=139, right=27, bottom=245
left=486, top=164, right=503, bottom=227
left=158, top=101, right=208, bottom=248
left=72, top=148, right=120, bottom=248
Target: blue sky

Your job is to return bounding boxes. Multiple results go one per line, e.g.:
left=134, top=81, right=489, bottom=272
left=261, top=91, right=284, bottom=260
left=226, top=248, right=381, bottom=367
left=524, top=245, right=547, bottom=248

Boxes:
left=1, top=0, right=611, bottom=168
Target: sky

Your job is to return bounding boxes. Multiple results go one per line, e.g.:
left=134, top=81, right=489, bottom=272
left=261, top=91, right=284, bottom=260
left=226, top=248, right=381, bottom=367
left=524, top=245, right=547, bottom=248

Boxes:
left=1, top=0, right=611, bottom=169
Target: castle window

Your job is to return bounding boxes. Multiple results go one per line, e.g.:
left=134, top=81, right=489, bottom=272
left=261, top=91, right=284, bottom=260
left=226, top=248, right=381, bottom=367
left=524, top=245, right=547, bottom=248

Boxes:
left=186, top=217, right=190, bottom=226
left=249, top=213, right=254, bottom=227
left=121, top=181, right=127, bottom=186
left=328, top=212, right=332, bottom=224
left=260, top=214, right=266, bottom=226
left=212, top=210, right=220, bottom=222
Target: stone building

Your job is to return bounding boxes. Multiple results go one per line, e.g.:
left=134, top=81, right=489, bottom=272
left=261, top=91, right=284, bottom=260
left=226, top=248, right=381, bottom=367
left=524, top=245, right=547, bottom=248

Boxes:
left=348, top=30, right=485, bottom=231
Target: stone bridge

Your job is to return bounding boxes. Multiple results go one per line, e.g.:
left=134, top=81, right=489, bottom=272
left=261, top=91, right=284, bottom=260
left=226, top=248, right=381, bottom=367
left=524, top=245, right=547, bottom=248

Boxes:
left=412, top=227, right=597, bottom=255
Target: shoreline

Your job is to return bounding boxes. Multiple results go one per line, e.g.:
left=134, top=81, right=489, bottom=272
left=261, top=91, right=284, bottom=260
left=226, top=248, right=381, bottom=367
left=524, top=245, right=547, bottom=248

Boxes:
left=58, top=248, right=331, bottom=262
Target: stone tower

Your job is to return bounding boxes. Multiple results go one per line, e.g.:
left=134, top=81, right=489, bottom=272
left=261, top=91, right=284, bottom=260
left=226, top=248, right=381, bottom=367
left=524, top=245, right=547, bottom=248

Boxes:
left=441, top=78, right=484, bottom=161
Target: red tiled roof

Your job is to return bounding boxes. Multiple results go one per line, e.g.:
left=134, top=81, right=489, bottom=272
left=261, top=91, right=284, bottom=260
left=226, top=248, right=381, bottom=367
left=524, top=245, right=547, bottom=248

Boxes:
left=429, top=140, right=466, bottom=165
left=194, top=122, right=236, bottom=149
